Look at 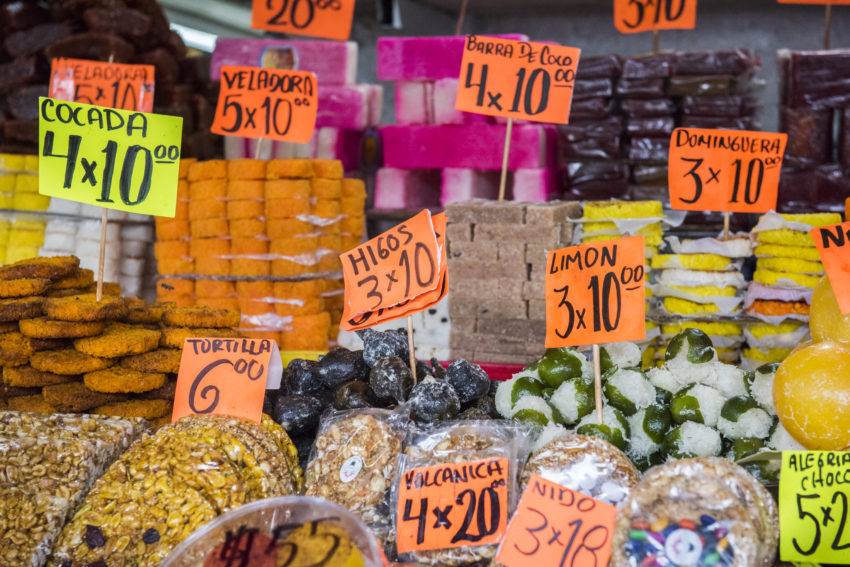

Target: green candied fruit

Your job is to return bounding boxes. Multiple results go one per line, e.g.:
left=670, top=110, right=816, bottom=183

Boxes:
left=662, top=422, right=721, bottom=460
left=665, top=328, right=716, bottom=364
left=575, top=423, right=628, bottom=451
left=538, top=347, right=587, bottom=388
left=756, top=362, right=780, bottom=376
left=599, top=347, right=615, bottom=376
left=513, top=408, right=551, bottom=430
left=642, top=403, right=672, bottom=444
left=632, top=451, right=665, bottom=472
left=541, top=387, right=555, bottom=401
left=671, top=385, right=704, bottom=424
left=511, top=377, right=543, bottom=405
left=549, top=377, right=595, bottom=425
left=726, top=438, right=765, bottom=461
left=603, top=380, right=635, bottom=416
left=742, top=460, right=780, bottom=485
left=721, top=395, right=761, bottom=422
left=655, top=387, right=672, bottom=406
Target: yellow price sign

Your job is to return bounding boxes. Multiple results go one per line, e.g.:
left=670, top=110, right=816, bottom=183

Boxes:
left=38, top=97, right=183, bottom=218
left=779, top=451, right=850, bottom=563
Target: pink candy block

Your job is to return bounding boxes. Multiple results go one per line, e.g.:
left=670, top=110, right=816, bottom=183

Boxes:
left=317, top=85, right=383, bottom=130
left=314, top=128, right=363, bottom=171
left=374, top=168, right=441, bottom=209
left=440, top=168, right=499, bottom=205
left=432, top=78, right=463, bottom=125
left=511, top=168, right=562, bottom=201
left=395, top=81, right=433, bottom=125
left=377, top=35, right=528, bottom=81
left=211, top=38, right=357, bottom=85
left=380, top=124, right=557, bottom=170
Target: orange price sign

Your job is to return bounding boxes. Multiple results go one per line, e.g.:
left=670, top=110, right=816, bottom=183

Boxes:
left=545, top=236, right=646, bottom=348
left=251, top=0, right=355, bottom=41
left=396, top=458, right=509, bottom=554
left=211, top=65, right=318, bottom=144
left=340, top=210, right=441, bottom=330
left=614, top=0, right=698, bottom=33
left=172, top=337, right=283, bottom=424
left=455, top=36, right=581, bottom=124
left=497, top=474, right=617, bottom=567
left=668, top=128, right=788, bottom=214
left=812, top=221, right=850, bottom=314
left=778, top=1, right=850, bottom=4
left=49, top=58, right=155, bottom=113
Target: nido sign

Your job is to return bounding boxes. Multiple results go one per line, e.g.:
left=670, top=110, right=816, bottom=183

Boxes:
left=812, top=221, right=850, bottom=314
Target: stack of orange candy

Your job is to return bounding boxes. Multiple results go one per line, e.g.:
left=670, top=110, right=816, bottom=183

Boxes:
left=153, top=158, right=366, bottom=350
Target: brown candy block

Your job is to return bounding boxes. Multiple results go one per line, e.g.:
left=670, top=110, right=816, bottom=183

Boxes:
left=5, top=22, right=73, bottom=58
left=522, top=280, right=545, bottom=301
left=475, top=223, right=561, bottom=246
left=134, top=48, right=179, bottom=85
left=447, top=259, right=517, bottom=279
left=8, top=84, right=47, bottom=120
left=450, top=297, right=527, bottom=319
left=447, top=240, right=498, bottom=263
left=45, top=32, right=135, bottom=62
left=4, top=119, right=38, bottom=143
left=450, top=317, right=476, bottom=335
left=0, top=2, right=49, bottom=32
left=0, top=57, right=37, bottom=94
left=445, top=222, right=472, bottom=242
left=524, top=201, right=581, bottom=226
left=446, top=199, right=525, bottom=225
left=528, top=300, right=547, bottom=320
left=450, top=278, right=523, bottom=300
left=496, top=242, right=526, bottom=267
left=83, top=8, right=152, bottom=38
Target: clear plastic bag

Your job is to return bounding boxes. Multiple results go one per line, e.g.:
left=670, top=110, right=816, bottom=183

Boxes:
left=616, top=78, right=666, bottom=99
left=781, top=106, right=833, bottom=168
left=623, top=54, right=674, bottom=79
left=682, top=95, right=754, bottom=117
left=574, top=78, right=614, bottom=100
left=672, top=50, right=758, bottom=76
left=627, top=117, right=675, bottom=137
left=621, top=98, right=675, bottom=117
left=0, top=486, right=70, bottom=567
left=393, top=420, right=529, bottom=566
left=577, top=54, right=623, bottom=79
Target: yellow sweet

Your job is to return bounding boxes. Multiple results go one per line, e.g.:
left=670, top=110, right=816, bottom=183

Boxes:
left=774, top=340, right=850, bottom=450
left=810, top=275, right=850, bottom=343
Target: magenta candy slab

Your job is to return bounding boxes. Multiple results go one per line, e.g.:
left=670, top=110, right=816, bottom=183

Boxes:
left=374, top=168, right=442, bottom=209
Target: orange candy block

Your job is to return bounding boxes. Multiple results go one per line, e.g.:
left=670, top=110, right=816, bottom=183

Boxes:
left=280, top=312, right=331, bottom=350
left=274, top=280, right=326, bottom=299
left=176, top=180, right=190, bottom=200
left=266, top=159, right=313, bottom=179
left=340, top=234, right=362, bottom=251
left=155, top=219, right=189, bottom=241
left=311, top=178, right=342, bottom=199
left=197, top=297, right=240, bottom=311
left=319, top=222, right=341, bottom=236
left=174, top=199, right=189, bottom=219
left=231, top=219, right=267, bottom=238
left=178, top=159, right=197, bottom=180
left=267, top=218, right=314, bottom=239
left=312, top=160, right=343, bottom=179
left=317, top=252, right=341, bottom=272
left=158, top=258, right=194, bottom=275
left=190, top=179, right=227, bottom=201
left=190, top=238, right=230, bottom=259
left=270, top=236, right=319, bottom=256
left=227, top=180, right=264, bottom=200
left=158, top=278, right=194, bottom=296
left=190, top=218, right=229, bottom=239
left=232, top=238, right=269, bottom=256
left=188, top=159, right=227, bottom=180
left=227, top=199, right=265, bottom=220
left=240, top=329, right=281, bottom=343
left=318, top=235, right=342, bottom=252
left=195, top=258, right=230, bottom=276
left=154, top=240, right=189, bottom=259
left=265, top=179, right=311, bottom=200
left=341, top=178, right=366, bottom=199
left=195, top=279, right=236, bottom=298
left=189, top=198, right=226, bottom=221
left=274, top=297, right=325, bottom=317
left=312, top=200, right=340, bottom=219
left=231, top=259, right=271, bottom=277
left=239, top=296, right=274, bottom=316
left=237, top=281, right=274, bottom=298
left=340, top=215, right=365, bottom=235
left=228, top=159, right=266, bottom=180
left=341, top=196, right=365, bottom=216
left=264, top=198, right=310, bottom=219
left=271, top=259, right=315, bottom=278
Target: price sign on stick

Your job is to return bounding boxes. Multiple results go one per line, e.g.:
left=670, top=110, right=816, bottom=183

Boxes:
left=614, top=0, right=698, bottom=33
left=50, top=58, right=155, bottom=113
left=340, top=210, right=442, bottom=331
left=396, top=458, right=509, bottom=554
left=455, top=35, right=581, bottom=124
left=779, top=451, right=850, bottom=563
left=497, top=474, right=617, bottom=567
left=38, top=97, right=182, bottom=217
left=172, top=337, right=283, bottom=424
left=668, top=128, right=788, bottom=214
left=251, top=0, right=356, bottom=41
left=545, top=236, right=646, bottom=348
left=812, top=221, right=850, bottom=314
left=778, top=1, right=850, bottom=4
left=212, top=66, right=318, bottom=144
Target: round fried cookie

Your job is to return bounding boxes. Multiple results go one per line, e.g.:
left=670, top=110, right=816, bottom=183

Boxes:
left=19, top=317, right=105, bottom=339
left=0, top=332, right=33, bottom=367
left=92, top=399, right=172, bottom=419
left=126, top=301, right=174, bottom=325
left=45, top=294, right=129, bottom=322
left=3, top=365, right=73, bottom=387
left=162, top=306, right=242, bottom=328
left=160, top=326, right=241, bottom=349
left=0, top=296, right=44, bottom=322
left=0, top=277, right=50, bottom=298
left=30, top=348, right=113, bottom=375
left=50, top=267, right=95, bottom=290
left=0, top=255, right=78, bottom=281
left=84, top=366, right=166, bottom=394
left=74, top=322, right=161, bottom=358
left=120, top=348, right=182, bottom=373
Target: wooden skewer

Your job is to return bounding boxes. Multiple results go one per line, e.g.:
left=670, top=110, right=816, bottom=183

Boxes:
left=653, top=30, right=660, bottom=54
left=723, top=211, right=731, bottom=240
left=455, top=0, right=469, bottom=36
left=96, top=208, right=107, bottom=302
left=407, top=316, right=417, bottom=384
left=593, top=344, right=603, bottom=422
left=825, top=4, right=833, bottom=50
left=498, top=118, right=513, bottom=202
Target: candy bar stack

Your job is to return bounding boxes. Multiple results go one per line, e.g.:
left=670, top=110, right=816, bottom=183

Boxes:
left=743, top=212, right=839, bottom=369
left=778, top=49, right=850, bottom=213
left=212, top=39, right=382, bottom=173
left=376, top=36, right=562, bottom=208
left=0, top=0, right=220, bottom=159
left=154, top=158, right=366, bottom=350
left=446, top=200, right=580, bottom=364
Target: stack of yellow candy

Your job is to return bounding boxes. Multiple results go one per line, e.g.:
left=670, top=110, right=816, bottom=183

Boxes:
left=154, top=158, right=366, bottom=350
left=0, top=154, right=51, bottom=264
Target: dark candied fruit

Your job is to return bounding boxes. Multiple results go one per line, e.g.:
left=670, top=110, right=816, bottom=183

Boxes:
left=409, top=377, right=460, bottom=423
left=360, top=328, right=409, bottom=367
left=445, top=359, right=490, bottom=404
left=429, top=358, right=446, bottom=379
left=333, top=380, right=377, bottom=410
left=84, top=524, right=106, bottom=548
left=459, top=407, right=491, bottom=420
left=316, top=347, right=369, bottom=389
left=273, top=394, right=324, bottom=435
left=415, top=360, right=432, bottom=382
left=282, top=358, right=322, bottom=396
left=141, top=527, right=160, bottom=544
left=369, top=356, right=413, bottom=403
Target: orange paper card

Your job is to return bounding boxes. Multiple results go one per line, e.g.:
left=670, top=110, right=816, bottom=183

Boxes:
left=812, top=221, right=850, bottom=314
left=212, top=65, right=318, bottom=144
left=668, top=128, right=787, bottom=214
left=614, top=0, right=698, bottom=33
left=340, top=210, right=441, bottom=328
left=396, top=458, right=509, bottom=554
left=778, top=1, right=850, bottom=4
left=251, top=0, right=355, bottom=41
left=455, top=36, right=581, bottom=124
left=172, top=337, right=283, bottom=424
left=497, top=474, right=617, bottom=567
left=343, top=213, right=448, bottom=330
left=545, top=236, right=646, bottom=348
left=50, top=58, right=155, bottom=113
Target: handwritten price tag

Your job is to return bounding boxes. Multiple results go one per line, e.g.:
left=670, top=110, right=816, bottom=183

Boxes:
left=211, top=66, right=318, bottom=144
left=455, top=35, right=581, bottom=124
left=38, top=97, right=182, bottom=217
left=497, top=475, right=616, bottom=567
left=779, top=451, right=850, bottom=563
left=812, top=221, right=850, bottom=314
left=172, top=337, right=283, bottom=424
left=614, top=0, right=698, bottom=33
left=396, top=458, right=509, bottom=554
left=251, top=0, right=355, bottom=41
left=778, top=1, right=850, bottom=4
left=343, top=213, right=448, bottom=331
left=50, top=58, right=155, bottom=113
left=340, top=210, right=441, bottom=330
left=668, top=128, right=788, bottom=214
left=545, top=236, right=646, bottom=348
